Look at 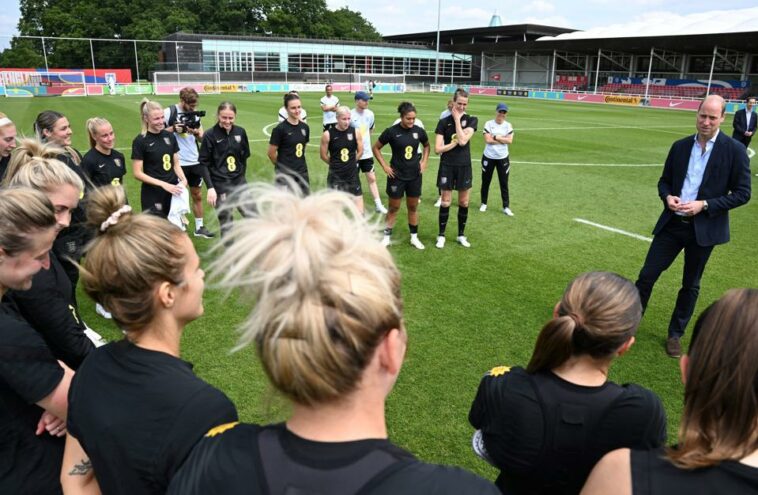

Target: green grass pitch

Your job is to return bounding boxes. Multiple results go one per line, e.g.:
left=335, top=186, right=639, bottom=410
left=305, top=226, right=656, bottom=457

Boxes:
left=3, top=92, right=756, bottom=479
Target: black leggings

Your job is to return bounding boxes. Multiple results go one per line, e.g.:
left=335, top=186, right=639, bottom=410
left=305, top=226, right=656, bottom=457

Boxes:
left=215, top=177, right=252, bottom=237
left=480, top=155, right=510, bottom=208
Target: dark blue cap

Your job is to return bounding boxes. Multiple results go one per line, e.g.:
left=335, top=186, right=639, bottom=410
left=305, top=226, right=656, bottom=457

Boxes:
left=496, top=103, right=509, bottom=112
left=355, top=91, right=370, bottom=101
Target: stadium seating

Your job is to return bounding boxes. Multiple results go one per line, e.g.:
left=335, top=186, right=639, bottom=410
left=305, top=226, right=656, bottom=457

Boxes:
left=597, top=83, right=747, bottom=100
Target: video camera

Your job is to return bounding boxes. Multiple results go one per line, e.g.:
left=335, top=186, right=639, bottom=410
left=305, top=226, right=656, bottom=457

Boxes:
left=176, top=110, right=206, bottom=131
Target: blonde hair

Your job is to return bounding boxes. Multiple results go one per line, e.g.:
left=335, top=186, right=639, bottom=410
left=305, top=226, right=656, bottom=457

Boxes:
left=139, top=98, right=163, bottom=136
left=668, top=289, right=758, bottom=469
left=0, top=112, right=14, bottom=129
left=33, top=110, right=80, bottom=165
left=3, top=139, right=84, bottom=194
left=86, top=117, right=112, bottom=149
left=335, top=105, right=351, bottom=118
left=0, top=187, right=57, bottom=256
left=209, top=183, right=403, bottom=406
left=80, top=185, right=187, bottom=331
left=526, top=272, right=641, bottom=373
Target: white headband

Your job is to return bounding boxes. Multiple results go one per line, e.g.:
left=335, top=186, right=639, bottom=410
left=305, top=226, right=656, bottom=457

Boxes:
left=100, top=205, right=132, bottom=232
left=0, top=118, right=13, bottom=127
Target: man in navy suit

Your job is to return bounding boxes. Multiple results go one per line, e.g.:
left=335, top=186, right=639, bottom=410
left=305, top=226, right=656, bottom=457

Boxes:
left=731, top=96, right=756, bottom=149
left=635, top=95, right=751, bottom=357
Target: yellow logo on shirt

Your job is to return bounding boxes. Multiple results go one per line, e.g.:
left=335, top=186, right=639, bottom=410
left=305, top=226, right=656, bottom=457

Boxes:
left=488, top=365, right=511, bottom=377
left=205, top=421, right=239, bottom=437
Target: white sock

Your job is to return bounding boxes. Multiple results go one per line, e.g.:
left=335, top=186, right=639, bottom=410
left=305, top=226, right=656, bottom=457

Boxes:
left=195, top=218, right=204, bottom=229
left=374, top=198, right=383, bottom=206
left=411, top=233, right=418, bottom=239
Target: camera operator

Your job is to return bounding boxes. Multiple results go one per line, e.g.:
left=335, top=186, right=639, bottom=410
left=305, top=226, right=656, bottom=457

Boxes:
left=164, top=87, right=215, bottom=238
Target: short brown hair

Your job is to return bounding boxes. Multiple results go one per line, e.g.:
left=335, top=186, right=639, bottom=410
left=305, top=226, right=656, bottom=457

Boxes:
left=80, top=185, right=187, bottom=331
left=179, top=87, right=199, bottom=104
left=526, top=272, right=641, bottom=373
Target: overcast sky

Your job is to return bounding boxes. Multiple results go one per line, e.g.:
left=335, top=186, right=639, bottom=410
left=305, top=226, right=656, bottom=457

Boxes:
left=1, top=0, right=756, bottom=50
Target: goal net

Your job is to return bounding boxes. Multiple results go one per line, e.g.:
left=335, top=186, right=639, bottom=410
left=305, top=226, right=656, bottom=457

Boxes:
left=153, top=72, right=221, bottom=95
left=356, top=73, right=406, bottom=93
left=1, top=71, right=87, bottom=97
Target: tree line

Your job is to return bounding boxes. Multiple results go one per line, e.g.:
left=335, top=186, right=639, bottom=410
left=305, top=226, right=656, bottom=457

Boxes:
left=1, top=0, right=382, bottom=77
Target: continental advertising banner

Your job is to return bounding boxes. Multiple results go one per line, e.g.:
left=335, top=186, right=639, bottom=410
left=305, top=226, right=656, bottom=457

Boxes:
left=496, top=89, right=529, bottom=97
left=603, top=95, right=641, bottom=105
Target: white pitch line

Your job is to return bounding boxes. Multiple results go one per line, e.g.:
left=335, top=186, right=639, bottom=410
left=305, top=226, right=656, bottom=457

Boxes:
left=511, top=160, right=660, bottom=167
left=748, top=147, right=755, bottom=159
left=262, top=122, right=277, bottom=137
left=574, top=218, right=652, bottom=242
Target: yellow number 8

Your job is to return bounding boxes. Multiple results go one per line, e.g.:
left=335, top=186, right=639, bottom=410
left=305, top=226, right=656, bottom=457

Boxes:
left=340, top=148, right=349, bottom=163
left=162, top=154, right=171, bottom=171
left=227, top=156, right=237, bottom=172
left=295, top=143, right=303, bottom=158
left=404, top=145, right=413, bottom=160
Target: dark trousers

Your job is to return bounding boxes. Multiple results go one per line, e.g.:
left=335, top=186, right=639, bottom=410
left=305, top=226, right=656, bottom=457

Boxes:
left=635, top=217, right=714, bottom=338
left=480, top=155, right=510, bottom=207
left=215, top=177, right=251, bottom=237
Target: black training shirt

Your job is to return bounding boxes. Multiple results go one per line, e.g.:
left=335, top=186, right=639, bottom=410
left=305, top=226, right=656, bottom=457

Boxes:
left=81, top=147, right=127, bottom=187
left=67, top=339, right=238, bottom=495
left=327, top=126, right=359, bottom=177
left=270, top=119, right=310, bottom=174
left=469, top=366, right=667, bottom=494
left=377, top=123, right=429, bottom=181
left=199, top=123, right=250, bottom=187
left=168, top=422, right=500, bottom=494
left=0, top=301, right=65, bottom=494
left=131, top=130, right=179, bottom=184
left=435, top=114, right=478, bottom=167
left=6, top=252, right=92, bottom=370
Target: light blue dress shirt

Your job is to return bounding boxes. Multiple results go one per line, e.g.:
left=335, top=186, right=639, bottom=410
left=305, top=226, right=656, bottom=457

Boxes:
left=679, top=131, right=718, bottom=209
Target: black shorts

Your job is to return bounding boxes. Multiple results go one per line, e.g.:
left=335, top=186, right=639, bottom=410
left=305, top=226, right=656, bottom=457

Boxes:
left=275, top=164, right=310, bottom=195
left=437, top=164, right=473, bottom=191
left=141, top=183, right=171, bottom=218
left=358, top=158, right=374, bottom=173
left=386, top=175, right=422, bottom=199
left=327, top=172, right=362, bottom=197
left=323, top=123, right=337, bottom=132
left=181, top=165, right=204, bottom=188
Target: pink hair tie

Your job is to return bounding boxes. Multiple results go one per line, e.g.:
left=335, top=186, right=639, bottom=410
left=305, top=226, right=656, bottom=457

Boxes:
left=100, top=205, right=132, bottom=232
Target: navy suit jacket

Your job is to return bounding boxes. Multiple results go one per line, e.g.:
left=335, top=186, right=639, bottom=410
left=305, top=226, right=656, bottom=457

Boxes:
left=654, top=130, right=751, bottom=247
left=731, top=108, right=757, bottom=142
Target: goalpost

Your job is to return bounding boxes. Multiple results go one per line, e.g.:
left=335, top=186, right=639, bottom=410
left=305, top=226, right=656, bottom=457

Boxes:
left=153, top=72, right=221, bottom=95
left=1, top=70, right=87, bottom=97
left=356, top=73, right=406, bottom=93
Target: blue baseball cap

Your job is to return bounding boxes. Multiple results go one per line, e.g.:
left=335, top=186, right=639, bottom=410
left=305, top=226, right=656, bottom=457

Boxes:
left=496, top=103, right=509, bottom=112
left=355, top=91, right=371, bottom=101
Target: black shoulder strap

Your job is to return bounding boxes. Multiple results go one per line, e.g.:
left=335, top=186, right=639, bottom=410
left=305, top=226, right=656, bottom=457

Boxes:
left=257, top=427, right=414, bottom=495
left=167, top=104, right=178, bottom=127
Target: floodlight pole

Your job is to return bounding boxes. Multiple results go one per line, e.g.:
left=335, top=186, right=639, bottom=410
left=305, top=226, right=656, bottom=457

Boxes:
left=644, top=47, right=654, bottom=100
left=512, top=51, right=517, bottom=89
left=706, top=45, right=717, bottom=97
left=594, top=49, right=601, bottom=94
left=134, top=40, right=140, bottom=84
left=434, top=0, right=441, bottom=84
left=550, top=50, right=556, bottom=91
left=41, top=37, right=49, bottom=73
left=89, top=39, right=96, bottom=77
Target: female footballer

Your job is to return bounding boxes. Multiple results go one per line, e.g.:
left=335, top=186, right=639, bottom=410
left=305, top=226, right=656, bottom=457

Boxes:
left=373, top=102, right=429, bottom=249
left=131, top=99, right=187, bottom=218
left=268, top=92, right=310, bottom=194
left=319, top=105, right=364, bottom=213
left=198, top=101, right=251, bottom=236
